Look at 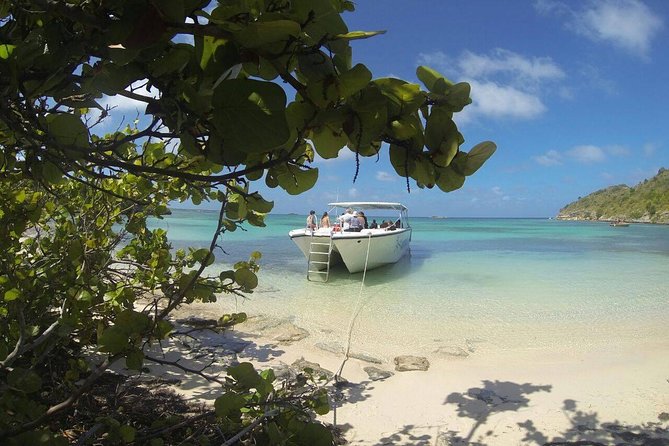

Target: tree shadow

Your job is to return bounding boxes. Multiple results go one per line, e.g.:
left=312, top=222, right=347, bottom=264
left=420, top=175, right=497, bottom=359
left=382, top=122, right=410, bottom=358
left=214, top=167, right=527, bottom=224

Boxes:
left=444, top=380, right=553, bottom=444
left=373, top=424, right=433, bottom=446
left=518, top=399, right=669, bottom=446
left=422, top=379, right=669, bottom=446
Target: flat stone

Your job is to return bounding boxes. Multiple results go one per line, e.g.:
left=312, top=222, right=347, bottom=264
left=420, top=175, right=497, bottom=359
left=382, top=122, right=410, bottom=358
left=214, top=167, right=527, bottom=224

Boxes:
left=291, top=357, right=335, bottom=381
left=434, top=346, right=470, bottom=358
left=394, top=355, right=430, bottom=372
left=175, top=317, right=217, bottom=328
left=315, top=342, right=344, bottom=355
left=363, top=366, right=393, bottom=381
left=273, top=324, right=309, bottom=343
left=349, top=351, right=383, bottom=364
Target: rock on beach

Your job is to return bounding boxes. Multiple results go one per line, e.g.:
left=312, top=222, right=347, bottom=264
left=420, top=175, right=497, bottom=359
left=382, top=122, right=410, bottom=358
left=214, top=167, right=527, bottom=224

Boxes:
left=394, top=355, right=430, bottom=371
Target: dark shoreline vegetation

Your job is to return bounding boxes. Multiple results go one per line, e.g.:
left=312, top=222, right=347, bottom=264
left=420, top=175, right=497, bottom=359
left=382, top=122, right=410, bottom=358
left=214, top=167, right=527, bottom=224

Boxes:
left=556, top=168, right=669, bottom=224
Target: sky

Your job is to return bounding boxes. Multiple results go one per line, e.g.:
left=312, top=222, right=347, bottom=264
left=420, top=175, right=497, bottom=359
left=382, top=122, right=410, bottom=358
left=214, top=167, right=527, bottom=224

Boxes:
left=105, top=0, right=669, bottom=218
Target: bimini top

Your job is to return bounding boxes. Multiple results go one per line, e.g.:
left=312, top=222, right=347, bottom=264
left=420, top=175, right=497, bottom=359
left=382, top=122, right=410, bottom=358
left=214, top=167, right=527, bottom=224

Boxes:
left=328, top=202, right=407, bottom=211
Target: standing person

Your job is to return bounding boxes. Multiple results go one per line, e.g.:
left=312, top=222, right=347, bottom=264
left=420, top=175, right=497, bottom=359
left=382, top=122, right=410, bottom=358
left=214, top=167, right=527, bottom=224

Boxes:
left=369, top=219, right=378, bottom=229
left=306, top=210, right=317, bottom=230
left=320, top=211, right=331, bottom=228
left=347, top=211, right=362, bottom=232
left=358, top=211, right=368, bottom=229
left=338, top=208, right=355, bottom=231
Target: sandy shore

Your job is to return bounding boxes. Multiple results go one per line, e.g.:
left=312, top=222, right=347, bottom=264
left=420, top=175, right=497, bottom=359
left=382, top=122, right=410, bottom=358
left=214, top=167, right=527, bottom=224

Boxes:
left=151, top=302, right=669, bottom=445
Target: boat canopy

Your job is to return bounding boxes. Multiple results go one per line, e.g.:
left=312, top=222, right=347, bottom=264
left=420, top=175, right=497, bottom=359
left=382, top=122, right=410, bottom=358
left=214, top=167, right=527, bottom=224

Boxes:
left=328, top=202, right=407, bottom=211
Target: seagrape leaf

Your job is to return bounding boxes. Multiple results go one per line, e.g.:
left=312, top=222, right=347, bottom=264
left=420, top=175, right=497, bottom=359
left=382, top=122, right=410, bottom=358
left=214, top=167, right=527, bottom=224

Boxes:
left=212, top=79, right=289, bottom=153
left=0, top=44, right=15, bottom=59
left=235, top=20, right=301, bottom=48
left=435, top=165, right=465, bottom=192
left=116, top=310, right=151, bottom=336
left=412, top=156, right=436, bottom=186
left=416, top=65, right=453, bottom=94
left=227, top=362, right=261, bottom=389
left=45, top=113, right=90, bottom=149
left=337, top=63, right=372, bottom=98
left=297, top=422, right=334, bottom=446
left=150, top=44, right=192, bottom=77
left=459, top=141, right=497, bottom=176
left=8, top=368, right=41, bottom=393
left=389, top=144, right=415, bottom=177
left=247, top=194, right=274, bottom=213
left=235, top=267, right=258, bottom=290
left=293, top=0, right=348, bottom=45
left=311, top=124, right=347, bottom=158
left=277, top=166, right=318, bottom=195
left=215, top=392, right=246, bottom=418
left=125, top=349, right=144, bottom=370
left=98, top=325, right=129, bottom=354
left=373, top=78, right=424, bottom=116
left=334, top=30, right=386, bottom=41
left=425, top=108, right=456, bottom=151
left=192, top=248, right=215, bottom=266
left=445, top=82, right=472, bottom=112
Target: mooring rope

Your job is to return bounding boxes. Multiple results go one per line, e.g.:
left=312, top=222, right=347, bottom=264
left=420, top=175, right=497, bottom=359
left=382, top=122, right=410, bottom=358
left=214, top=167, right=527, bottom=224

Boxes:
left=332, top=231, right=373, bottom=426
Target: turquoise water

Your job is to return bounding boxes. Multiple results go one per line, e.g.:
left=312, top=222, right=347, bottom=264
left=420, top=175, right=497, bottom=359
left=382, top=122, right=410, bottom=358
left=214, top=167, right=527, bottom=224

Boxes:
left=153, top=210, right=669, bottom=358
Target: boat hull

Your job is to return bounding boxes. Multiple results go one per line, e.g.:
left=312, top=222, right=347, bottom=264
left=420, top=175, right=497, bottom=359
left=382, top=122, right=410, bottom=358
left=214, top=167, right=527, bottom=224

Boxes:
left=332, top=228, right=411, bottom=273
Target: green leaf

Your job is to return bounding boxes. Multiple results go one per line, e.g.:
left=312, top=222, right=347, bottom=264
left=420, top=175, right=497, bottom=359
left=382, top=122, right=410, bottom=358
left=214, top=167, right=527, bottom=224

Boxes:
left=116, top=309, right=151, bottom=335
left=334, top=30, right=386, bottom=41
left=373, top=78, right=424, bottom=115
left=297, top=422, right=334, bottom=446
left=212, top=79, right=289, bottom=153
left=0, top=44, right=16, bottom=59
left=459, top=141, right=497, bottom=175
left=98, top=325, right=129, bottom=354
left=276, top=166, right=318, bottom=195
left=8, top=368, right=42, bottom=393
left=45, top=113, right=90, bottom=149
left=247, top=195, right=274, bottom=213
left=235, top=20, right=301, bottom=48
left=192, top=248, right=215, bottom=266
left=337, top=64, right=372, bottom=98
left=125, top=349, right=144, bottom=370
left=435, top=165, right=465, bottom=192
left=227, top=362, right=261, bottom=389
left=4, top=288, right=20, bottom=301
left=234, top=268, right=258, bottom=290
left=119, top=425, right=136, bottom=443
left=389, top=144, right=415, bottom=177
left=416, top=65, right=453, bottom=93
left=214, top=392, right=246, bottom=418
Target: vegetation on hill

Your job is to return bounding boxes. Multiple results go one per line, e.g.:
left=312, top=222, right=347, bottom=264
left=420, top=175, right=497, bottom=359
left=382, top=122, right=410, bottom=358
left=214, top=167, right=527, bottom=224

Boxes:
left=557, top=168, right=669, bottom=223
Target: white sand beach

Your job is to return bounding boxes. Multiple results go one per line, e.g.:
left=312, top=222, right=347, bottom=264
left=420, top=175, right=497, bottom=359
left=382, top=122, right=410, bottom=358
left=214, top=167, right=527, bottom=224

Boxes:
left=161, top=302, right=669, bottom=446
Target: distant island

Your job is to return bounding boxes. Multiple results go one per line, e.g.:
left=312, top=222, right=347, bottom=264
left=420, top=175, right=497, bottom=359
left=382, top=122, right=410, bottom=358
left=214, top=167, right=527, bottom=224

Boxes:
left=556, top=168, right=669, bottom=224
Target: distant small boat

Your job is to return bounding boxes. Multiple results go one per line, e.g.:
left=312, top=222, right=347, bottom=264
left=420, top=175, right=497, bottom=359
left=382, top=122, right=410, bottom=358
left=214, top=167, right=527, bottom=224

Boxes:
left=610, top=221, right=630, bottom=227
left=431, top=216, right=448, bottom=219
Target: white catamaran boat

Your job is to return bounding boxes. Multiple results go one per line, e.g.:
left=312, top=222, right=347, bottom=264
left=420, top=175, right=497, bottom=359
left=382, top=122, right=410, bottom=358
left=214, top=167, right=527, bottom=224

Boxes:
left=289, top=202, right=412, bottom=280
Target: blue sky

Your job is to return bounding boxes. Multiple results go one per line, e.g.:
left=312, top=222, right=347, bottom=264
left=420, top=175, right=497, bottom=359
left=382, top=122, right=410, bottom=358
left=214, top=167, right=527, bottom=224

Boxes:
left=274, top=0, right=669, bottom=218
left=105, top=0, right=669, bottom=217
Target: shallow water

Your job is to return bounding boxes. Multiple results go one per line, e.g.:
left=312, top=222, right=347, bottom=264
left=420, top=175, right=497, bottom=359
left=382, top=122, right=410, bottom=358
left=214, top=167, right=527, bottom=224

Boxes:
left=152, top=211, right=669, bottom=359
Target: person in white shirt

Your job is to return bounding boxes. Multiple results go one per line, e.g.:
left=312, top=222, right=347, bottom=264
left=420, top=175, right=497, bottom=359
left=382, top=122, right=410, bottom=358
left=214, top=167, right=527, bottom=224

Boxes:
left=338, top=208, right=355, bottom=230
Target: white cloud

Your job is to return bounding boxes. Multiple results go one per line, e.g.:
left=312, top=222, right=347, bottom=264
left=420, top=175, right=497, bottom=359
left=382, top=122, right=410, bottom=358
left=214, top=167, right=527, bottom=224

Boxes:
left=567, top=145, right=606, bottom=163
left=537, top=0, right=664, bottom=58
left=534, top=149, right=563, bottom=166
left=464, top=80, right=547, bottom=121
left=491, top=186, right=503, bottom=195
left=348, top=187, right=359, bottom=198
left=375, top=171, right=396, bottom=182
left=418, top=49, right=559, bottom=123
left=458, top=49, right=565, bottom=85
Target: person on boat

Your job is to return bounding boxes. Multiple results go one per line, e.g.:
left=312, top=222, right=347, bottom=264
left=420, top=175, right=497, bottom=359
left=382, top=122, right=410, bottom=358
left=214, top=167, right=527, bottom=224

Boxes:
left=320, top=211, right=331, bottom=228
left=357, top=211, right=368, bottom=229
left=338, top=208, right=355, bottom=230
left=346, top=212, right=362, bottom=232
left=369, top=219, right=378, bottom=229
left=306, top=210, right=317, bottom=230
left=379, top=220, right=389, bottom=228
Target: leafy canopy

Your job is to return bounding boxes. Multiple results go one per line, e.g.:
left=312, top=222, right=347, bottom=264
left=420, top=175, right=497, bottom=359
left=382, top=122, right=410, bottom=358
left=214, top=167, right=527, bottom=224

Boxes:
left=0, top=0, right=494, bottom=444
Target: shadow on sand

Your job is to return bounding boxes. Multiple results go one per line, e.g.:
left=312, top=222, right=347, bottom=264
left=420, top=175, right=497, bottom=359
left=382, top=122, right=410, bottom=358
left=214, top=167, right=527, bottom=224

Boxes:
left=368, top=379, right=669, bottom=446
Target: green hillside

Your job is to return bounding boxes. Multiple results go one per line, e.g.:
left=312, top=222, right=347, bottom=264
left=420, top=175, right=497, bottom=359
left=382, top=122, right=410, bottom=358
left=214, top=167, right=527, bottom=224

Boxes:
left=557, top=168, right=669, bottom=224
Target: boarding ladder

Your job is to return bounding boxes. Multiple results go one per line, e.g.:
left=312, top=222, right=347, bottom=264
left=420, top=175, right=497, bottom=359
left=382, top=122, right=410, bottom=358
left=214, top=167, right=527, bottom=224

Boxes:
left=307, top=234, right=333, bottom=282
